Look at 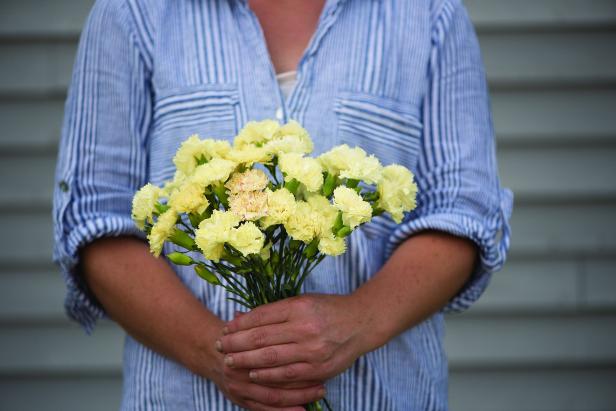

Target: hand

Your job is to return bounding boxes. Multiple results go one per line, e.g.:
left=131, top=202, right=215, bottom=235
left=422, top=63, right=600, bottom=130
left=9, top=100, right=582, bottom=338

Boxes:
left=199, top=316, right=326, bottom=411
left=217, top=294, right=371, bottom=388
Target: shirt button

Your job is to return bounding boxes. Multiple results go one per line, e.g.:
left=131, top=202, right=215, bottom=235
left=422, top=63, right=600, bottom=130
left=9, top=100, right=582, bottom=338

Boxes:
left=275, top=107, right=283, bottom=121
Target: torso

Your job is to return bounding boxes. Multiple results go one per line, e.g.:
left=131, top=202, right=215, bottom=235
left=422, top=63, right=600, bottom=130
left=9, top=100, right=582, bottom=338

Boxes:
left=247, top=0, right=325, bottom=73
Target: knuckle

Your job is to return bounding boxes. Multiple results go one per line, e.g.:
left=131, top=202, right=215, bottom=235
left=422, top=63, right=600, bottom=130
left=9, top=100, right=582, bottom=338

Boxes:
left=302, top=320, right=322, bottom=337
left=226, top=382, right=240, bottom=396
left=283, top=364, right=298, bottom=379
left=250, top=329, right=268, bottom=348
left=260, top=347, right=279, bottom=365
left=253, top=310, right=266, bottom=326
left=263, top=389, right=282, bottom=406
left=309, top=341, right=330, bottom=360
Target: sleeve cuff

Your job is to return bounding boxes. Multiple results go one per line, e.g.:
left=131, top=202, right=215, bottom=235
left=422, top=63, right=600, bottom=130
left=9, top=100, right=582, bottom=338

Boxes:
left=53, top=215, right=145, bottom=333
left=386, top=189, right=513, bottom=313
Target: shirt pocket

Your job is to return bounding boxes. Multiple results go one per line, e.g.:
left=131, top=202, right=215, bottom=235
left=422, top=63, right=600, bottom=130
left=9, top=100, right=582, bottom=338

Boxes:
left=149, top=84, right=240, bottom=184
left=334, top=91, right=423, bottom=241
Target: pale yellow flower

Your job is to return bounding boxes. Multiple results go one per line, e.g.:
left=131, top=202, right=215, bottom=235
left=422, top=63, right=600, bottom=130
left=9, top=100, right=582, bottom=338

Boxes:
left=132, top=183, right=163, bottom=229
left=264, top=120, right=313, bottom=155
left=260, top=188, right=297, bottom=228
left=333, top=186, right=373, bottom=229
left=148, top=209, right=178, bottom=256
left=229, top=222, right=265, bottom=257
left=278, top=152, right=323, bottom=192
left=377, top=164, right=418, bottom=223
left=162, top=170, right=188, bottom=197
left=318, top=144, right=382, bottom=184
left=229, top=191, right=268, bottom=221
left=225, top=146, right=273, bottom=166
left=194, top=210, right=240, bottom=262
left=284, top=201, right=320, bottom=243
left=190, top=158, right=237, bottom=187
left=234, top=120, right=280, bottom=149
left=168, top=181, right=209, bottom=214
left=225, top=169, right=269, bottom=195
left=306, top=194, right=338, bottom=237
left=173, top=135, right=231, bottom=175
left=318, top=235, right=346, bottom=256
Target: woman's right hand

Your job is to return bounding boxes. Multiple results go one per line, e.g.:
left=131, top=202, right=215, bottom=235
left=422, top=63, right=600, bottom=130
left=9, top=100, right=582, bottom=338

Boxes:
left=200, top=322, right=326, bottom=411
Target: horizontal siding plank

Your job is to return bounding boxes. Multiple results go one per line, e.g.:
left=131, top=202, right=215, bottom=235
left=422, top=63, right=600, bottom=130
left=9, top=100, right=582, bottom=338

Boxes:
left=0, top=101, right=64, bottom=151
left=2, top=0, right=615, bottom=39
left=2, top=314, right=614, bottom=373
left=492, top=89, right=616, bottom=143
left=445, top=314, right=616, bottom=367
left=1, top=202, right=615, bottom=265
left=583, top=260, right=616, bottom=308
left=0, top=0, right=93, bottom=38
left=2, top=32, right=615, bottom=96
left=471, top=259, right=580, bottom=313
left=0, top=376, right=121, bottom=411
left=0, top=322, right=123, bottom=374
left=480, top=31, right=616, bottom=87
left=4, top=145, right=616, bottom=209
left=4, top=89, right=616, bottom=152
left=6, top=258, right=615, bottom=321
left=450, top=368, right=616, bottom=411
left=466, top=0, right=616, bottom=30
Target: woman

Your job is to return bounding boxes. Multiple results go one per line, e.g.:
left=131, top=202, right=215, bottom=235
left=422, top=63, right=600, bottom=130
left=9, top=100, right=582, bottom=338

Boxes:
left=53, top=0, right=512, bottom=409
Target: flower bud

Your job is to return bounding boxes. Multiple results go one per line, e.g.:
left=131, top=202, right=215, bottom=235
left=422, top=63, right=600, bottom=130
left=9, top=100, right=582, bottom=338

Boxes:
left=166, top=252, right=193, bottom=266
left=195, top=265, right=221, bottom=285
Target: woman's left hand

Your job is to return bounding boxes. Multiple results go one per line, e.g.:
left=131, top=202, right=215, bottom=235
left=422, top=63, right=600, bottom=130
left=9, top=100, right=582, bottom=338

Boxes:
left=216, top=294, right=374, bottom=386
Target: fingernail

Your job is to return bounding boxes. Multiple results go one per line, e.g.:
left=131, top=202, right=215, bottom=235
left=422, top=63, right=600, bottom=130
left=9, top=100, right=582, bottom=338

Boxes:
left=318, top=388, right=326, bottom=397
left=248, top=370, right=257, bottom=380
left=215, top=340, right=222, bottom=352
left=222, top=326, right=229, bottom=335
left=224, top=355, right=234, bottom=367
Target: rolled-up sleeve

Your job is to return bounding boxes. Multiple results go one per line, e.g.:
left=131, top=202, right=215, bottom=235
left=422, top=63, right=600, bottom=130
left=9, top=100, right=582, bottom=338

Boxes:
left=386, top=0, right=513, bottom=313
left=52, top=0, right=152, bottom=332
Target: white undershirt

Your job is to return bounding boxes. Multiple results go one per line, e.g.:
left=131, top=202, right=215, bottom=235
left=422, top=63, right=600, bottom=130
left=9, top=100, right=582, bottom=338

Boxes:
left=276, top=70, right=298, bottom=100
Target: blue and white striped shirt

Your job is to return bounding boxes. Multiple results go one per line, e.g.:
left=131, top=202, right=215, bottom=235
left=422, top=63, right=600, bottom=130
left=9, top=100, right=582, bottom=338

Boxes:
left=53, top=0, right=513, bottom=409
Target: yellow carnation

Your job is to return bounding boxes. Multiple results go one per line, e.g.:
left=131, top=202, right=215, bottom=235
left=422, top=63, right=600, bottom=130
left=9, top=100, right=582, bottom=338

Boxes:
left=132, top=183, right=163, bottom=229
left=278, top=152, right=323, bottom=192
left=225, top=169, right=269, bottom=195
left=190, top=158, right=237, bottom=187
left=194, top=210, right=240, bottom=262
left=173, top=135, right=231, bottom=175
left=377, top=164, right=418, bottom=223
left=318, top=235, right=346, bottom=256
left=225, top=146, right=273, bottom=166
left=333, top=186, right=373, bottom=229
left=229, top=222, right=265, bottom=257
left=168, top=181, right=209, bottom=214
left=318, top=144, right=382, bottom=184
left=229, top=191, right=268, bottom=221
left=264, top=120, right=313, bottom=155
left=284, top=201, right=320, bottom=243
left=261, top=188, right=297, bottom=228
left=306, top=194, right=338, bottom=237
left=234, top=120, right=280, bottom=149
left=147, top=209, right=178, bottom=256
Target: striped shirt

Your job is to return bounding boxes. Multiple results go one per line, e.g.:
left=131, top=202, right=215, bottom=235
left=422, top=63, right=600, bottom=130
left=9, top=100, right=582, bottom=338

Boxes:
left=52, top=0, right=513, bottom=409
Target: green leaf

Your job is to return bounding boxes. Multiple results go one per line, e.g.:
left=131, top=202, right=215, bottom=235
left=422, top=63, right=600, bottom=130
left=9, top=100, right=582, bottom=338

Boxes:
left=195, top=265, right=221, bottom=285
left=332, top=211, right=344, bottom=235
left=303, top=238, right=319, bottom=259
left=284, top=178, right=300, bottom=196
left=154, top=203, right=170, bottom=214
left=346, top=178, right=360, bottom=188
left=213, top=184, right=229, bottom=208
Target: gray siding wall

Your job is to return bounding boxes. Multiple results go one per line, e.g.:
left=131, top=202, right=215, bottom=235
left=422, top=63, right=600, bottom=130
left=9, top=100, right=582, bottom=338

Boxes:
left=1, top=1, right=615, bottom=410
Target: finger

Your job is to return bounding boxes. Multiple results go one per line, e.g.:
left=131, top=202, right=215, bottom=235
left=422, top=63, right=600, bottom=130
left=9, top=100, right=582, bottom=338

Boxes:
left=218, top=323, right=298, bottom=353
left=224, top=301, right=290, bottom=334
left=240, top=383, right=325, bottom=408
left=225, top=343, right=304, bottom=369
left=248, top=362, right=323, bottom=384
left=243, top=400, right=305, bottom=411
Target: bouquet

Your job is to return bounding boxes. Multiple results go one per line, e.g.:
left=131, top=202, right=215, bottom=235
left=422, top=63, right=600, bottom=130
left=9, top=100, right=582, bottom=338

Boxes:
left=131, top=119, right=417, bottom=410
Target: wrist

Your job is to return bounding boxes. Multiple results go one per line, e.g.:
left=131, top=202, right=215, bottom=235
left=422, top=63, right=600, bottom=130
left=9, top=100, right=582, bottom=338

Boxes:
left=180, top=315, right=225, bottom=381
left=348, top=286, right=396, bottom=354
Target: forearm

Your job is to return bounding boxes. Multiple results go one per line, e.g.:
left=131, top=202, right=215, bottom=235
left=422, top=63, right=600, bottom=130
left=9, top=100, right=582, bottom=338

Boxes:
left=80, top=236, right=224, bottom=379
left=353, top=230, right=478, bottom=351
